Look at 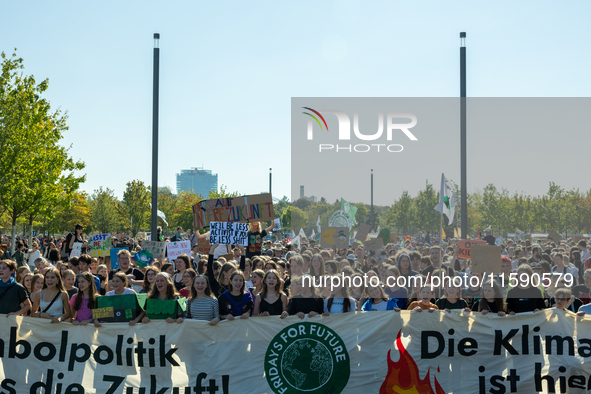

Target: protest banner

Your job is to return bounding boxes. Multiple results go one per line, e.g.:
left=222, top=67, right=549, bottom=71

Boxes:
left=142, top=240, right=166, bottom=260
left=70, top=242, right=82, bottom=258
left=197, top=237, right=210, bottom=255
left=192, top=193, right=274, bottom=230
left=133, top=250, right=153, bottom=267
left=470, top=244, right=502, bottom=274
left=355, top=223, right=370, bottom=241
left=2, top=310, right=588, bottom=393
left=210, top=222, right=249, bottom=246
left=89, top=234, right=111, bottom=257
left=320, top=227, right=349, bottom=249
left=166, top=241, right=191, bottom=260
left=457, top=239, right=487, bottom=259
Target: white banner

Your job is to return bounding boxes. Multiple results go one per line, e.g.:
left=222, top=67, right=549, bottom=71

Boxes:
left=0, top=310, right=589, bottom=393
left=210, top=222, right=249, bottom=246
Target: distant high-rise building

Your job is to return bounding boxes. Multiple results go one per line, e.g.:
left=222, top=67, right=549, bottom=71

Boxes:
left=176, top=167, right=218, bottom=197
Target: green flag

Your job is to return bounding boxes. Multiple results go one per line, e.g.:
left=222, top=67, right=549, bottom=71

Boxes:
left=341, top=198, right=358, bottom=226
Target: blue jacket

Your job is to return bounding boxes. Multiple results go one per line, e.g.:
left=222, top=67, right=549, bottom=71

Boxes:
left=361, top=298, right=399, bottom=311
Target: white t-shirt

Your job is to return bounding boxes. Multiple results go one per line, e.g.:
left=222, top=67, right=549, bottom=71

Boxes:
left=27, top=250, right=41, bottom=269
left=106, top=288, right=136, bottom=296
left=368, top=300, right=389, bottom=312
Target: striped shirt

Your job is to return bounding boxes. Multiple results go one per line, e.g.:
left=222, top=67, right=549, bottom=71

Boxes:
left=187, top=297, right=219, bottom=321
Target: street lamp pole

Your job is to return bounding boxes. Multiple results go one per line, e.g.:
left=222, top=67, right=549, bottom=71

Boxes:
left=151, top=33, right=160, bottom=241
left=460, top=32, right=467, bottom=239
left=370, top=169, right=374, bottom=231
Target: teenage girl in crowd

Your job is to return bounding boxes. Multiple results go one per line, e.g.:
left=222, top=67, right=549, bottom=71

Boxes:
left=384, top=266, right=408, bottom=308
left=31, top=268, right=71, bottom=323
left=218, top=271, right=253, bottom=320
left=106, top=272, right=136, bottom=296
left=253, top=269, right=288, bottom=318
left=96, top=264, right=109, bottom=295
left=70, top=271, right=100, bottom=326
left=470, top=281, right=506, bottom=316
left=63, top=269, right=78, bottom=299
left=359, top=283, right=401, bottom=312
left=185, top=275, right=219, bottom=325
left=309, top=254, right=326, bottom=278
left=436, top=282, right=468, bottom=311
left=207, top=244, right=246, bottom=297
left=179, top=268, right=197, bottom=298
left=249, top=269, right=264, bottom=298
left=287, top=275, right=324, bottom=318
left=29, top=273, right=44, bottom=307
left=142, top=273, right=184, bottom=324
left=139, top=266, right=159, bottom=294
left=171, top=254, right=190, bottom=291
left=323, top=275, right=357, bottom=315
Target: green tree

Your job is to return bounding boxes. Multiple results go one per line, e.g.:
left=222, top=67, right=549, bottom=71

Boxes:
left=0, top=51, right=85, bottom=250
left=120, top=180, right=151, bottom=236
left=289, top=206, right=308, bottom=232
left=48, top=192, right=92, bottom=233
left=413, top=182, right=439, bottom=232
left=89, top=187, right=119, bottom=233
left=386, top=191, right=415, bottom=235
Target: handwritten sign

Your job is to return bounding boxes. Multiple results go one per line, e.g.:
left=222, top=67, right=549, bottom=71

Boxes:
left=89, top=234, right=111, bottom=257
left=320, top=227, right=349, bottom=249
left=192, top=193, right=274, bottom=230
left=166, top=241, right=192, bottom=260
left=355, top=224, right=370, bottom=241
left=364, top=238, right=383, bottom=252
left=92, top=306, right=114, bottom=320
left=142, top=240, right=166, bottom=260
left=457, top=239, right=487, bottom=259
left=70, top=242, right=82, bottom=258
left=273, top=218, right=282, bottom=231
left=210, top=222, right=249, bottom=246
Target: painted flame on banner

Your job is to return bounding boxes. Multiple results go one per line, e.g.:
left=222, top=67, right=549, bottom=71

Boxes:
left=379, top=330, right=446, bottom=394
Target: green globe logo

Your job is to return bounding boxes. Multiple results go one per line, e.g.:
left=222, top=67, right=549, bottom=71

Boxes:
left=265, top=322, right=350, bottom=394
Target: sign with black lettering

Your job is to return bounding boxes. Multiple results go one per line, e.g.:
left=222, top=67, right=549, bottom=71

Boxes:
left=210, top=222, right=249, bottom=246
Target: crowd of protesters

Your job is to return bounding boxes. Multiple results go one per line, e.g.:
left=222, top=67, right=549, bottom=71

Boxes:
left=2, top=222, right=590, bottom=326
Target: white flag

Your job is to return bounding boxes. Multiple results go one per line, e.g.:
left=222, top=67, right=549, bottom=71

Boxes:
left=317, top=215, right=321, bottom=232
left=434, top=173, right=455, bottom=225
left=291, top=230, right=296, bottom=239
left=299, top=228, right=307, bottom=239
left=311, top=229, right=316, bottom=238
left=290, top=235, right=301, bottom=247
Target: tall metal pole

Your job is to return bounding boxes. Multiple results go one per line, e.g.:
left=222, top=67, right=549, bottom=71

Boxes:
left=370, top=169, right=374, bottom=231
left=460, top=32, right=467, bottom=239
left=151, top=33, right=160, bottom=241
left=269, top=168, right=272, bottom=194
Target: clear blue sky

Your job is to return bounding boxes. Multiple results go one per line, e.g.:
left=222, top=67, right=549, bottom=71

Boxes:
left=3, top=1, right=590, bottom=203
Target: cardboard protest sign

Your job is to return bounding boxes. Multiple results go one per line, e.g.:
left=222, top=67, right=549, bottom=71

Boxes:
left=192, top=193, right=274, bottom=230
left=96, top=294, right=146, bottom=323
left=89, top=234, right=111, bottom=257
left=109, top=248, right=127, bottom=270
left=197, top=237, right=210, bottom=255
left=219, top=253, right=235, bottom=262
left=273, top=218, right=281, bottom=231
left=70, top=242, right=82, bottom=258
left=470, top=244, right=502, bottom=274
left=364, top=238, right=383, bottom=252
left=143, top=240, right=166, bottom=260
left=457, top=239, right=487, bottom=259
left=320, top=227, right=349, bottom=249
left=355, top=224, right=371, bottom=241
left=210, top=222, right=249, bottom=246
left=166, top=241, right=191, bottom=260
left=574, top=235, right=588, bottom=243
left=547, top=229, right=562, bottom=243
left=92, top=306, right=114, bottom=320
left=390, top=233, right=398, bottom=243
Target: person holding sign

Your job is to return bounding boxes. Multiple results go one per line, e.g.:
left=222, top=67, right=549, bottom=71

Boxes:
left=141, top=273, right=184, bottom=324
left=31, top=268, right=71, bottom=323
left=66, top=224, right=84, bottom=257
left=70, top=272, right=101, bottom=326
left=246, top=221, right=274, bottom=259
left=186, top=275, right=219, bottom=325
